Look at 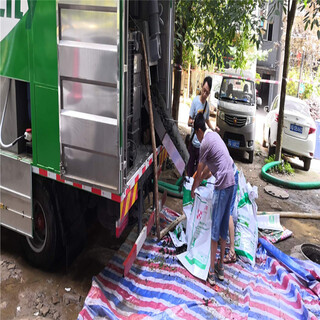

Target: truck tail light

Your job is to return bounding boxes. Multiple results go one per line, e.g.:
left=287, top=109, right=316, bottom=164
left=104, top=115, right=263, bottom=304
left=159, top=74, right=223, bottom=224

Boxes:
left=275, top=113, right=279, bottom=122
left=309, top=127, right=316, bottom=134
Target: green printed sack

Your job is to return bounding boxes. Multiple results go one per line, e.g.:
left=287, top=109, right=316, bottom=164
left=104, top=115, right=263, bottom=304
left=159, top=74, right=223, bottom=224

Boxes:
left=234, top=170, right=258, bottom=267
left=178, top=176, right=215, bottom=280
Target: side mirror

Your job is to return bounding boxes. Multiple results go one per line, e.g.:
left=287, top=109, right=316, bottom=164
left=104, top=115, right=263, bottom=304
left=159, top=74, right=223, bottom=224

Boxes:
left=214, top=91, right=219, bottom=99
left=256, top=97, right=262, bottom=106
left=264, top=105, right=269, bottom=113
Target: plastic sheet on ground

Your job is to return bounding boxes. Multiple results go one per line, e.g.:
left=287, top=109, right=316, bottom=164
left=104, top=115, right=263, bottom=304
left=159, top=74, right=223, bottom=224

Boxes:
left=78, top=207, right=320, bottom=320
left=257, top=214, right=283, bottom=231
left=258, top=214, right=293, bottom=243
left=259, top=226, right=293, bottom=243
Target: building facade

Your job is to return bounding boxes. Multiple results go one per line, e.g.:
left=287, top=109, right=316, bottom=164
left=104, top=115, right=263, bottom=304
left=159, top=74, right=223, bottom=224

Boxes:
left=257, top=3, right=284, bottom=107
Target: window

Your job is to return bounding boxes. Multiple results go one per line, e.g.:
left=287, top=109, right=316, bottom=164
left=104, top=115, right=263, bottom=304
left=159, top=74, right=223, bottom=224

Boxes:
left=263, top=22, right=274, bottom=41
left=267, top=23, right=273, bottom=41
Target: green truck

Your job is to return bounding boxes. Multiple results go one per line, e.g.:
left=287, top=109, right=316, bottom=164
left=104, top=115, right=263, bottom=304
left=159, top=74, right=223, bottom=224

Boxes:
left=0, top=0, right=187, bottom=269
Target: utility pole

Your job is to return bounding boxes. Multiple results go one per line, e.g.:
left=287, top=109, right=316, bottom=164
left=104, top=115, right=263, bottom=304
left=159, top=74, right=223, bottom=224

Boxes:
left=275, top=0, right=298, bottom=162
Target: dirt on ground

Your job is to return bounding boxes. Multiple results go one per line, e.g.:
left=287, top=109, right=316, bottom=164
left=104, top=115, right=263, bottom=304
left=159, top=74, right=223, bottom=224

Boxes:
left=176, top=123, right=320, bottom=259
left=1, top=122, right=320, bottom=320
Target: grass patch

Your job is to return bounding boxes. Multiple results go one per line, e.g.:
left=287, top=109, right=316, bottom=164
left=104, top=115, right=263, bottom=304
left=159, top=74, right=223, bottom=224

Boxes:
left=265, top=154, right=295, bottom=175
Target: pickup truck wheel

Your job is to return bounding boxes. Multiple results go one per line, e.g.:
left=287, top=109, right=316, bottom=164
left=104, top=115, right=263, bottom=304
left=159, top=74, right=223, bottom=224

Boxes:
left=248, top=151, right=254, bottom=163
left=22, top=182, right=60, bottom=269
left=303, top=157, right=311, bottom=171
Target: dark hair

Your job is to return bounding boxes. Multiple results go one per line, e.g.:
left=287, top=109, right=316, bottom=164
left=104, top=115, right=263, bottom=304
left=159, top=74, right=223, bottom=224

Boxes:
left=194, top=113, right=207, bottom=133
left=203, top=76, right=212, bottom=91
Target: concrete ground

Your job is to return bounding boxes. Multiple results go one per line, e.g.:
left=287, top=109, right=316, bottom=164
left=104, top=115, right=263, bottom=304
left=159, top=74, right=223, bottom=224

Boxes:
left=1, top=98, right=320, bottom=320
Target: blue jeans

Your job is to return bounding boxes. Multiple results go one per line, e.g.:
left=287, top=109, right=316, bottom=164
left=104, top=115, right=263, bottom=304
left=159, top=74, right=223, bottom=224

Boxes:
left=211, top=172, right=238, bottom=242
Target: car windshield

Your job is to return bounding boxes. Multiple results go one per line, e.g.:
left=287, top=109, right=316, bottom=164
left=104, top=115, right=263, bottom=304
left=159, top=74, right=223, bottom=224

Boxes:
left=220, top=77, right=255, bottom=105
left=285, top=99, right=311, bottom=118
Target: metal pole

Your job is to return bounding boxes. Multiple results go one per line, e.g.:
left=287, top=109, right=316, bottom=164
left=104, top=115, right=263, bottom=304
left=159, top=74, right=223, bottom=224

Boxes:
left=297, top=51, right=304, bottom=97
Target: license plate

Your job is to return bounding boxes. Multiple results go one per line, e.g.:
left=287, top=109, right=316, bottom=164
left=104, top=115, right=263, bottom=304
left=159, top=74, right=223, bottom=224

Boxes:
left=228, top=139, right=240, bottom=148
left=290, top=124, right=302, bottom=134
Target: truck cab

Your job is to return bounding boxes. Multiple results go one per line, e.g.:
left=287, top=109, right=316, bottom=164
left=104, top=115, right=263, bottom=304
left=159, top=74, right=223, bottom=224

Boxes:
left=215, top=72, right=262, bottom=163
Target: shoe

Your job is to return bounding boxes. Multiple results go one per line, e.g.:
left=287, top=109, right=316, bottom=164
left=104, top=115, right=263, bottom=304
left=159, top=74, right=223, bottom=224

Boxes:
left=215, top=261, right=224, bottom=281
left=207, top=269, right=215, bottom=286
left=223, top=251, right=236, bottom=264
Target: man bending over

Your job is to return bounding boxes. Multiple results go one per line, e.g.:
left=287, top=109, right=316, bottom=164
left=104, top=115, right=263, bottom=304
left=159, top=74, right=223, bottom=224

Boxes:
left=191, top=113, right=237, bottom=285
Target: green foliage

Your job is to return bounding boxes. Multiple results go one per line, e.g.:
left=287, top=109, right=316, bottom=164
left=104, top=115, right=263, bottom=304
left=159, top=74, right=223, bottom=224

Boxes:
left=256, top=72, right=262, bottom=85
left=286, top=68, right=316, bottom=99
left=265, top=154, right=295, bottom=174
left=174, top=0, right=268, bottom=70
left=299, top=0, right=320, bottom=39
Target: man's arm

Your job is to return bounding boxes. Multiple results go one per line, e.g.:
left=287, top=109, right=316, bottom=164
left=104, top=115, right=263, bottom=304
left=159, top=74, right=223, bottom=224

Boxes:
left=205, top=118, right=214, bottom=130
left=201, top=165, right=212, bottom=180
left=188, top=98, right=196, bottom=127
left=205, top=118, right=220, bottom=132
left=188, top=116, right=194, bottom=127
left=191, top=161, right=205, bottom=198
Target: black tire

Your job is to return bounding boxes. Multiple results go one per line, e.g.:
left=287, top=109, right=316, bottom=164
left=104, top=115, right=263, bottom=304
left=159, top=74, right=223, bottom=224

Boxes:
left=21, top=181, right=60, bottom=269
left=268, top=146, right=276, bottom=157
left=248, top=150, right=254, bottom=163
left=303, top=157, right=311, bottom=171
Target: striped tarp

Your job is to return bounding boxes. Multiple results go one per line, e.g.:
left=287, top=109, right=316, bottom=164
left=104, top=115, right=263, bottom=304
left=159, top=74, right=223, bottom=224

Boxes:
left=78, top=209, right=320, bottom=320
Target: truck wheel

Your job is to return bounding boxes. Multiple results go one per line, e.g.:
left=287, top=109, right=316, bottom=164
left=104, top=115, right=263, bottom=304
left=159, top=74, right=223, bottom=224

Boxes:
left=22, top=182, right=60, bottom=269
left=303, top=157, right=311, bottom=171
left=248, top=151, right=254, bottom=163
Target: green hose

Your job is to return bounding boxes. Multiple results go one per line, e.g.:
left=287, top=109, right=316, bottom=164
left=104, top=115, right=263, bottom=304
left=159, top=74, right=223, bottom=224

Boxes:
left=261, top=161, right=320, bottom=189
left=155, top=180, right=183, bottom=198
left=175, top=176, right=184, bottom=186
left=158, top=180, right=181, bottom=191
left=158, top=184, right=183, bottom=198
left=157, top=177, right=209, bottom=198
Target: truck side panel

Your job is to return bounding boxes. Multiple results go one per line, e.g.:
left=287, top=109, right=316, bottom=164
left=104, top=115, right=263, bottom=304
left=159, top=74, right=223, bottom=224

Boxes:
left=34, top=85, right=60, bottom=170
left=57, top=0, right=122, bottom=192
left=33, top=0, right=58, bottom=88
left=0, top=153, right=32, bottom=236
left=0, top=0, right=60, bottom=172
left=0, top=1, right=30, bottom=81
left=32, top=0, right=60, bottom=171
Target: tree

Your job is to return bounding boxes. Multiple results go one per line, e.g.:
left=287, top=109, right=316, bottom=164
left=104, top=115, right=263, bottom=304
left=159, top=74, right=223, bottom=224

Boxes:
left=172, top=0, right=195, bottom=120
left=274, top=0, right=320, bottom=161
left=172, top=0, right=268, bottom=120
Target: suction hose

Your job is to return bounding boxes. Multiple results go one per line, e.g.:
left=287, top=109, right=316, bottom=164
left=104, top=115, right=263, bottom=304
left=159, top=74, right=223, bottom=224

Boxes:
left=261, top=161, right=320, bottom=189
left=158, top=180, right=183, bottom=198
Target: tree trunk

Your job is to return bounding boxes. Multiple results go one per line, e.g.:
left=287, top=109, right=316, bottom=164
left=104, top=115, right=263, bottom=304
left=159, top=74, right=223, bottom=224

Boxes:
left=275, top=0, right=298, bottom=161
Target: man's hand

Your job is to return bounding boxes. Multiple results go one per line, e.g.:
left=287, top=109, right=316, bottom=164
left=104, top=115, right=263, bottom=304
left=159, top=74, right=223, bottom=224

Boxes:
left=188, top=117, right=194, bottom=127
left=191, top=162, right=205, bottom=199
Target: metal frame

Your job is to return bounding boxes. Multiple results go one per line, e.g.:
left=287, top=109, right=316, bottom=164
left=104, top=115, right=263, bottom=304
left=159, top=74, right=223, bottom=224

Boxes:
left=56, top=0, right=122, bottom=193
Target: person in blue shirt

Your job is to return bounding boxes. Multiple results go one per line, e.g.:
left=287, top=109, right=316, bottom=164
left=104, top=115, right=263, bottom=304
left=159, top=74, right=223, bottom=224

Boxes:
left=187, top=76, right=216, bottom=177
